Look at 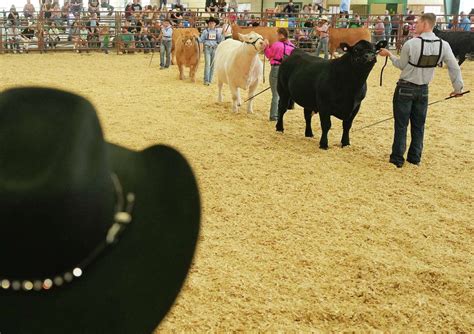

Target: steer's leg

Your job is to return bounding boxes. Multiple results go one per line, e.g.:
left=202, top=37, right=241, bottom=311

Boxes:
left=304, top=108, right=314, bottom=138
left=236, top=87, right=242, bottom=107
left=276, top=93, right=290, bottom=132
left=230, top=84, right=239, bottom=112
left=341, top=104, right=361, bottom=147
left=178, top=63, right=184, bottom=80
left=247, top=80, right=258, bottom=113
left=319, top=112, right=331, bottom=150
left=217, top=79, right=223, bottom=102
left=190, top=65, right=196, bottom=83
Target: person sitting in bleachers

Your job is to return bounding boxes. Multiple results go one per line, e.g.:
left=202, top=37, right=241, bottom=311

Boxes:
left=6, top=25, right=21, bottom=53
left=70, top=0, right=83, bottom=15
left=89, top=0, right=101, bottom=18
left=7, top=5, right=20, bottom=27
left=20, top=21, right=36, bottom=52
left=47, top=22, right=61, bottom=48
left=99, top=24, right=110, bottom=53
left=100, top=0, right=114, bottom=16
left=23, top=0, right=36, bottom=19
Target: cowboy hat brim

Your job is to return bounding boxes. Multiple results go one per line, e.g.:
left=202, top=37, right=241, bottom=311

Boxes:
left=0, top=141, right=200, bottom=333
left=205, top=17, right=220, bottom=25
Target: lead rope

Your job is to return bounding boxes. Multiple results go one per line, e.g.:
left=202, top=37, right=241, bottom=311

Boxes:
left=379, top=56, right=388, bottom=86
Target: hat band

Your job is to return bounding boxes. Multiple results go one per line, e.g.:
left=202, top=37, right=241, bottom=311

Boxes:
left=0, top=173, right=135, bottom=293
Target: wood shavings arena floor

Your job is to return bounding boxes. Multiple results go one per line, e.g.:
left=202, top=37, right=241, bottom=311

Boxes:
left=1, top=53, right=473, bottom=332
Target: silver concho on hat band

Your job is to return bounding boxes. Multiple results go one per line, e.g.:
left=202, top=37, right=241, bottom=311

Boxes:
left=0, top=173, right=135, bottom=292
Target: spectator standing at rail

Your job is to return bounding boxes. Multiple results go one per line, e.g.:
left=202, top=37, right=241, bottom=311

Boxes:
left=100, top=0, right=114, bottom=16
left=339, top=0, right=350, bottom=15
left=149, top=21, right=161, bottom=51
left=373, top=16, right=385, bottom=42
left=383, top=10, right=392, bottom=42
left=378, top=13, right=464, bottom=168
left=459, top=12, right=471, bottom=31
left=314, top=15, right=329, bottom=59
left=221, top=17, right=233, bottom=40
left=198, top=16, right=222, bottom=86
left=23, top=0, right=36, bottom=19
left=264, top=27, right=295, bottom=121
left=390, top=13, right=400, bottom=47
left=159, top=18, right=173, bottom=69
left=405, top=10, right=415, bottom=27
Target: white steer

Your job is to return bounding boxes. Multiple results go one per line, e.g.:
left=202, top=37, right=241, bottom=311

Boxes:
left=215, top=32, right=266, bottom=113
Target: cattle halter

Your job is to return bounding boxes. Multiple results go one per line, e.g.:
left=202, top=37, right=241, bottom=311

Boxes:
left=245, top=37, right=263, bottom=51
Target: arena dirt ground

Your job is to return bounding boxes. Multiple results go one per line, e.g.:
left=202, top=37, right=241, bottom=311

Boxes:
left=1, top=52, right=473, bottom=332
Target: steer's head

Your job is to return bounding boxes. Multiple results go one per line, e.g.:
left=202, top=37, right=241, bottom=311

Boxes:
left=340, top=40, right=387, bottom=65
left=239, top=32, right=266, bottom=53
left=182, top=32, right=198, bottom=48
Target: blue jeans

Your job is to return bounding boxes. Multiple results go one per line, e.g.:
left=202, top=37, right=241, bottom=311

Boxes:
left=160, top=0, right=167, bottom=9
left=160, top=39, right=171, bottom=68
left=269, top=65, right=279, bottom=120
left=315, top=37, right=328, bottom=60
left=390, top=81, right=429, bottom=164
left=204, top=46, right=216, bottom=84
left=384, top=25, right=392, bottom=42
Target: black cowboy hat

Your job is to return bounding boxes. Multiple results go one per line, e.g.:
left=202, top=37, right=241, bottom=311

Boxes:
left=205, top=16, right=220, bottom=25
left=0, top=87, right=201, bottom=333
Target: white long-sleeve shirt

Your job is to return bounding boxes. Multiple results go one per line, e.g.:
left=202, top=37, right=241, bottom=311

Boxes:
left=389, top=32, right=463, bottom=93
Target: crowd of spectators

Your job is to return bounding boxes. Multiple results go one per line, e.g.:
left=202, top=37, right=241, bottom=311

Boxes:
left=1, top=1, right=472, bottom=53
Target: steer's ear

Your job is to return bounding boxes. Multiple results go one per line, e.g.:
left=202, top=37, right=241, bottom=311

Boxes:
left=238, top=33, right=246, bottom=42
left=375, top=40, right=388, bottom=50
left=340, top=43, right=351, bottom=52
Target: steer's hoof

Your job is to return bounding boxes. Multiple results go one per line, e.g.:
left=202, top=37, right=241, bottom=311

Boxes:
left=305, top=132, right=314, bottom=138
left=341, top=143, right=351, bottom=148
left=319, top=144, right=329, bottom=150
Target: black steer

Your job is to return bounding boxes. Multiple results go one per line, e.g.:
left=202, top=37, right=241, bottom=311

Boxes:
left=433, top=28, right=474, bottom=66
left=276, top=40, right=386, bottom=149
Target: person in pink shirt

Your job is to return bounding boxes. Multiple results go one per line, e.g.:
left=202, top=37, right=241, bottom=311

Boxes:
left=264, top=28, right=295, bottom=121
